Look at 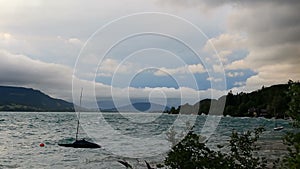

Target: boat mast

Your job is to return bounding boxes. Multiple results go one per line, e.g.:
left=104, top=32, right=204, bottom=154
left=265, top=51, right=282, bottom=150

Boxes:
left=75, top=88, right=83, bottom=141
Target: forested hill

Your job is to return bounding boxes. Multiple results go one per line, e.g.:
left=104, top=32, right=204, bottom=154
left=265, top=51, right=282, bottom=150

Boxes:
left=0, top=86, right=74, bottom=111
left=165, top=82, right=300, bottom=118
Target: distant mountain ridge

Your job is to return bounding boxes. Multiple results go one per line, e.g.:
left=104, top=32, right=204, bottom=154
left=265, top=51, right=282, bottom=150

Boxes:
left=0, top=86, right=74, bottom=111
left=1, top=82, right=298, bottom=115
left=101, top=102, right=170, bottom=112
left=97, top=98, right=180, bottom=111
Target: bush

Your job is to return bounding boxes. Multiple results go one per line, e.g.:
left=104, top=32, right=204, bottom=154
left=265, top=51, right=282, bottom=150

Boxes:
left=281, top=132, right=300, bottom=168
left=280, top=80, right=300, bottom=168
left=164, top=127, right=267, bottom=169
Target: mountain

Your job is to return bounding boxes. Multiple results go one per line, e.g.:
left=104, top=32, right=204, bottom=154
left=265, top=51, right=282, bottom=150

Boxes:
left=97, top=97, right=180, bottom=110
left=0, top=86, right=74, bottom=111
left=101, top=102, right=170, bottom=112
left=166, top=82, right=300, bottom=118
left=97, top=97, right=179, bottom=112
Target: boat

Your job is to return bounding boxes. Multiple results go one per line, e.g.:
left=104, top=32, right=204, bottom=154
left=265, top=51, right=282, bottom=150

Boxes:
left=273, top=126, right=284, bottom=131
left=58, top=139, right=101, bottom=148
left=273, top=116, right=284, bottom=131
left=58, top=88, right=101, bottom=148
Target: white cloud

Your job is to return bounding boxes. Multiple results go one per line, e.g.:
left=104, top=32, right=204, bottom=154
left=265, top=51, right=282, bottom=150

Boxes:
left=233, top=81, right=245, bottom=86
left=217, top=50, right=233, bottom=62
left=246, top=43, right=300, bottom=68
left=0, top=49, right=73, bottom=100
left=166, top=1, right=300, bottom=91
left=206, top=77, right=222, bottom=83
left=227, top=2, right=300, bottom=89
left=0, top=32, right=84, bottom=68
left=67, top=38, right=83, bottom=46
left=0, top=32, right=34, bottom=54
left=187, top=64, right=206, bottom=74
left=154, top=64, right=206, bottom=76
left=212, top=64, right=224, bottom=73
left=227, top=71, right=244, bottom=77
left=203, top=33, right=247, bottom=65
left=97, top=58, right=137, bottom=77
left=0, top=32, right=12, bottom=40
left=0, top=50, right=227, bottom=106
left=204, top=33, right=247, bottom=52
left=225, top=59, right=248, bottom=70
left=245, top=64, right=300, bottom=90
left=157, top=0, right=228, bottom=12
left=1, top=0, right=299, bottom=102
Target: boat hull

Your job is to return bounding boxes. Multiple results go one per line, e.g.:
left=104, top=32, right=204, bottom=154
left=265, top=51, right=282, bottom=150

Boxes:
left=58, top=139, right=101, bottom=148
left=273, top=126, right=284, bottom=131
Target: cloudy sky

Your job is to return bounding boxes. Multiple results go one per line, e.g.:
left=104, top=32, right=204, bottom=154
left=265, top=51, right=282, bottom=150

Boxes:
left=0, top=0, right=299, bottom=107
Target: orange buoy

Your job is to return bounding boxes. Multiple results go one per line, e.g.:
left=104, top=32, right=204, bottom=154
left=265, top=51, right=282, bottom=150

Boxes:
left=39, top=143, right=45, bottom=147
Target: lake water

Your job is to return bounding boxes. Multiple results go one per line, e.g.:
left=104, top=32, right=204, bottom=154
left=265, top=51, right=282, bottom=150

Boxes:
left=0, top=112, right=292, bottom=169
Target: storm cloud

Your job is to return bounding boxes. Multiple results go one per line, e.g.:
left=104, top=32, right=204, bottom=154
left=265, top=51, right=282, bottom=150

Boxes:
left=171, top=0, right=300, bottom=90
left=0, top=0, right=299, bottom=104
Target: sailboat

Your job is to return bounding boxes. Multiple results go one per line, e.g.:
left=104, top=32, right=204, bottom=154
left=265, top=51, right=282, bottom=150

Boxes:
left=273, top=112, right=284, bottom=131
left=58, top=88, right=101, bottom=148
left=273, top=119, right=284, bottom=131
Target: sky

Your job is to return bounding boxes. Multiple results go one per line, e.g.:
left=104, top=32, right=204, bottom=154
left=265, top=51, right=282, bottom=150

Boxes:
left=0, top=0, right=299, bottom=108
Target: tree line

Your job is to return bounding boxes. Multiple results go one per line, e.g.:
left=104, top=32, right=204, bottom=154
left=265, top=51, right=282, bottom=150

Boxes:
left=165, top=80, right=300, bottom=119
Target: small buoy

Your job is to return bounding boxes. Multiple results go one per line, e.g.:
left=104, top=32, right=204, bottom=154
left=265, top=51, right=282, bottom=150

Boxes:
left=39, top=143, right=45, bottom=147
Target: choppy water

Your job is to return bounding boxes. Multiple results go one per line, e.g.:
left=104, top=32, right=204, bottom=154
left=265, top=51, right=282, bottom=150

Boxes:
left=0, top=112, right=292, bottom=169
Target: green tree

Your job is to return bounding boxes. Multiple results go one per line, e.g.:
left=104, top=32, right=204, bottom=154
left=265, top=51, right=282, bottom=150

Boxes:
left=164, top=131, right=233, bottom=169
left=164, top=127, right=267, bottom=169
left=287, top=81, right=300, bottom=126
left=228, top=127, right=267, bottom=169
left=269, top=95, right=286, bottom=118
left=238, top=103, right=248, bottom=116
left=281, top=81, right=300, bottom=168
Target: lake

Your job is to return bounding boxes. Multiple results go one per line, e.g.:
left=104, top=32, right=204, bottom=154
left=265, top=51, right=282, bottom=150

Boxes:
left=0, top=112, right=292, bottom=168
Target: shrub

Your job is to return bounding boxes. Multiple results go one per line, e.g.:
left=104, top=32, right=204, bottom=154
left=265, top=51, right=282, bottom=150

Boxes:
left=164, top=127, right=267, bottom=169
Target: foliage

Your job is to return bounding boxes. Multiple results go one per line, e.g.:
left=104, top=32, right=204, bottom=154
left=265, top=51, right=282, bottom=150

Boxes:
left=165, top=83, right=293, bottom=118
left=286, top=80, right=300, bottom=127
left=228, top=127, right=267, bottom=169
left=223, top=84, right=290, bottom=118
left=281, top=80, right=300, bottom=168
left=164, top=127, right=267, bottom=169
left=165, top=131, right=231, bottom=169
left=165, top=106, right=180, bottom=114
left=281, top=132, right=300, bottom=168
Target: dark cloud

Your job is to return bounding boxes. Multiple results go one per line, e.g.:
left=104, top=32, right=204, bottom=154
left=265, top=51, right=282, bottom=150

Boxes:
left=0, top=50, right=73, bottom=100
left=226, top=1, right=300, bottom=88
left=228, top=2, right=300, bottom=46
left=170, top=0, right=300, bottom=88
left=160, top=0, right=300, bottom=8
left=227, top=2, right=300, bottom=65
left=1, top=0, right=299, bottom=98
